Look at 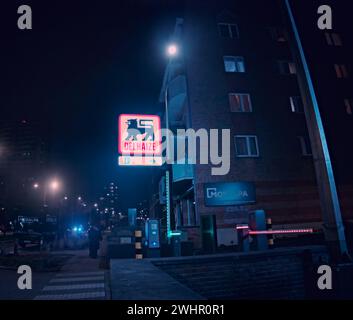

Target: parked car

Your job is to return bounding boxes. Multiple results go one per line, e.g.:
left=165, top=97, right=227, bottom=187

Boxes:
left=14, top=231, right=42, bottom=249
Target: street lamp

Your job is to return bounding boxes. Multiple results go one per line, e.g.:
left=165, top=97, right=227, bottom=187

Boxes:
left=33, top=183, right=39, bottom=189
left=42, top=178, right=62, bottom=208
left=164, top=43, right=180, bottom=241
left=165, top=43, right=180, bottom=155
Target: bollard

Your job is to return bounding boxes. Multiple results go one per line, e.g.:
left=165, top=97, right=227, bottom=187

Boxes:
left=99, top=233, right=109, bottom=269
left=135, top=230, right=143, bottom=259
left=236, top=224, right=250, bottom=252
left=14, top=239, right=19, bottom=256
left=266, top=218, right=274, bottom=248
left=242, top=227, right=250, bottom=252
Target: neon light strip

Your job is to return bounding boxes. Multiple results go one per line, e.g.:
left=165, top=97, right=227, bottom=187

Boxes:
left=236, top=226, right=249, bottom=230
left=249, top=229, right=314, bottom=235
left=166, top=171, right=171, bottom=239
left=169, top=232, right=182, bottom=237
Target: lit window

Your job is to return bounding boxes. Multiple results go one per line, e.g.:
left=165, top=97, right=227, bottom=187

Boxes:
left=278, top=61, right=296, bottom=75
left=344, top=99, right=352, bottom=115
left=290, top=96, right=304, bottom=113
left=334, top=64, right=349, bottom=79
left=298, top=136, right=312, bottom=156
left=325, top=33, right=342, bottom=46
left=269, top=27, right=287, bottom=42
left=224, top=56, right=245, bottom=73
left=229, top=93, right=252, bottom=112
left=235, top=135, right=259, bottom=157
left=218, top=23, right=239, bottom=39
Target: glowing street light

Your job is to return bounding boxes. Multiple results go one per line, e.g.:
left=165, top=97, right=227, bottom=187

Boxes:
left=166, top=43, right=178, bottom=58
left=33, top=183, right=39, bottom=189
left=50, top=180, right=60, bottom=191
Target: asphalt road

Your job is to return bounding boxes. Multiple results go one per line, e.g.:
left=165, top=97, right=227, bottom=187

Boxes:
left=0, top=250, right=109, bottom=300
left=0, top=268, right=55, bottom=300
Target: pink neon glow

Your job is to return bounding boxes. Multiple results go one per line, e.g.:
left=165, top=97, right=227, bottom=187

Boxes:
left=249, top=229, right=314, bottom=235
left=236, top=226, right=249, bottom=230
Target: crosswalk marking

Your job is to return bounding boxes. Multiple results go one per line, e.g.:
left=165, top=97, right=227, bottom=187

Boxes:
left=43, top=283, right=104, bottom=291
left=50, top=276, right=104, bottom=283
left=34, top=291, right=106, bottom=300
left=55, top=271, right=105, bottom=278
left=34, top=271, right=107, bottom=300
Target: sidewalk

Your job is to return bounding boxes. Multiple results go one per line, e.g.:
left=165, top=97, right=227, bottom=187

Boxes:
left=34, top=249, right=110, bottom=300
left=55, top=249, right=101, bottom=273
left=110, top=259, right=204, bottom=300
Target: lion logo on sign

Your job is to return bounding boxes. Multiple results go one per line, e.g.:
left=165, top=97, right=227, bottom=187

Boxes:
left=125, top=119, right=154, bottom=141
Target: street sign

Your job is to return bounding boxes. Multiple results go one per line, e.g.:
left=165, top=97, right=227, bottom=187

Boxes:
left=46, top=215, right=57, bottom=224
left=18, top=216, right=39, bottom=224
left=118, top=114, right=161, bottom=156
left=118, top=155, right=162, bottom=166
left=204, top=182, right=256, bottom=206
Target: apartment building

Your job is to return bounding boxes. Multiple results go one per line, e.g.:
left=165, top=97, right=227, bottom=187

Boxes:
left=155, top=0, right=352, bottom=252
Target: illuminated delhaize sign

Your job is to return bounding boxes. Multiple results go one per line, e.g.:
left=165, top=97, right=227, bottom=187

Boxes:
left=118, top=114, right=162, bottom=166
left=119, top=114, right=161, bottom=155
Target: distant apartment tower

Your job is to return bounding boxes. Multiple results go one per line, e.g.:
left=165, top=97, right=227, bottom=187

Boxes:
left=98, top=182, right=119, bottom=223
left=157, top=0, right=353, bottom=252
left=0, top=119, right=49, bottom=211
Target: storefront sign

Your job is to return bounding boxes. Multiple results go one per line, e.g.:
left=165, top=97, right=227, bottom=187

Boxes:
left=204, top=182, right=256, bottom=206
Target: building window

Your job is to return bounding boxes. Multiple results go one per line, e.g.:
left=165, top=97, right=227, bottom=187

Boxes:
left=325, top=33, right=343, bottom=46
left=218, top=23, right=239, bottom=39
left=278, top=61, right=296, bottom=75
left=229, top=93, right=252, bottom=112
left=290, top=96, right=304, bottom=113
left=298, top=136, right=312, bottom=156
left=344, top=99, right=352, bottom=115
left=269, top=27, right=287, bottom=42
left=235, top=135, right=259, bottom=157
left=334, top=64, right=349, bottom=79
left=224, top=56, right=245, bottom=73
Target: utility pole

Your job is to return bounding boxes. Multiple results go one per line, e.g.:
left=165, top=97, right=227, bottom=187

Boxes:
left=283, top=0, right=348, bottom=261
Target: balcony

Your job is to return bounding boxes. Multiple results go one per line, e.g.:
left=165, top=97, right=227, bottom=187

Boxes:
left=172, top=161, right=193, bottom=183
left=166, top=75, right=187, bottom=128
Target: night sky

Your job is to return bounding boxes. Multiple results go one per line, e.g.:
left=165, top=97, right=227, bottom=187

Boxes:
left=2, top=0, right=184, bottom=210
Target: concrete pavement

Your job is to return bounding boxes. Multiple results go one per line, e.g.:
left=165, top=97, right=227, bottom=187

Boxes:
left=0, top=249, right=110, bottom=300
left=110, top=259, right=204, bottom=300
left=0, top=268, right=55, bottom=300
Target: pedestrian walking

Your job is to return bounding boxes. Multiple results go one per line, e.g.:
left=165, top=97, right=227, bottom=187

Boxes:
left=88, top=225, right=101, bottom=258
